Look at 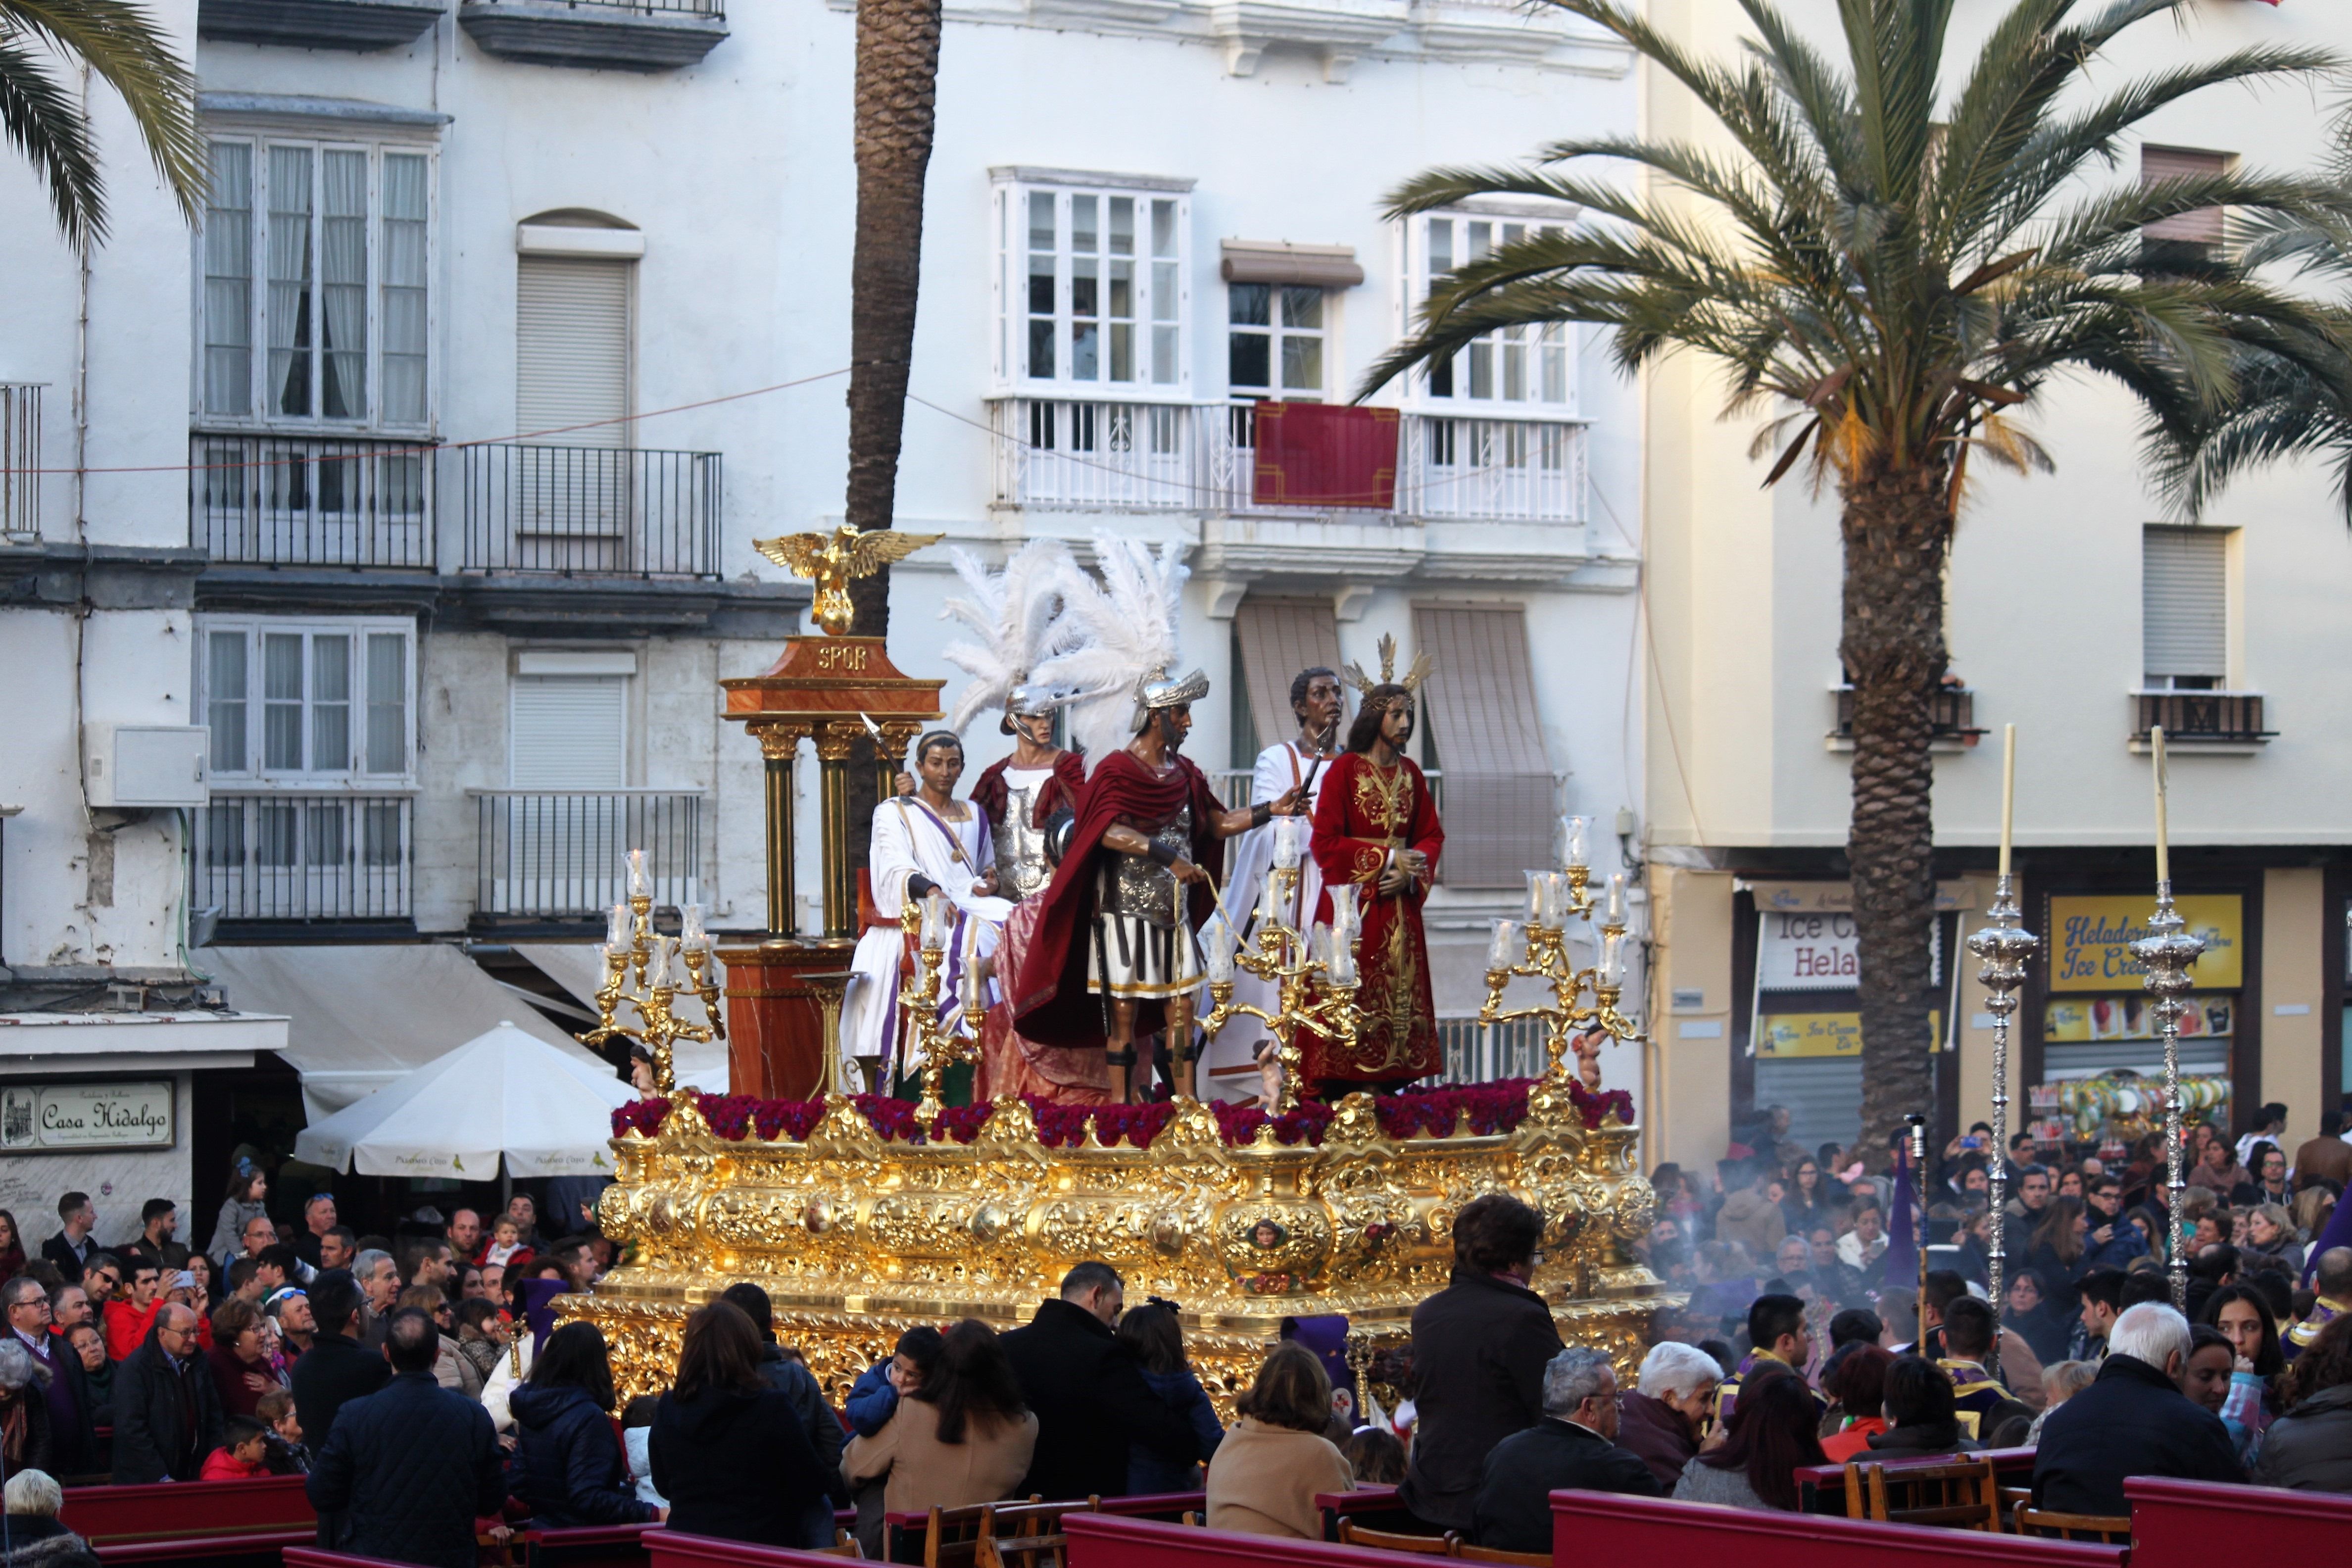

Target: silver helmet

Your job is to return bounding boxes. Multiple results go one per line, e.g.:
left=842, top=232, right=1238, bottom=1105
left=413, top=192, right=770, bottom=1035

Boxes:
left=1000, top=682, right=1058, bottom=734
left=1131, top=665, right=1210, bottom=733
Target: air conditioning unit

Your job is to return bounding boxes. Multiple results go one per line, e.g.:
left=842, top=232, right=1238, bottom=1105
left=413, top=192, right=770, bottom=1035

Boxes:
left=83, top=725, right=209, bottom=808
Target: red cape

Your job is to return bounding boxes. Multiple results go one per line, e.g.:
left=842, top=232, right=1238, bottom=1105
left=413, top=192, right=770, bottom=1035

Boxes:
left=970, top=748, right=1086, bottom=829
left=1012, top=747, right=1223, bottom=1049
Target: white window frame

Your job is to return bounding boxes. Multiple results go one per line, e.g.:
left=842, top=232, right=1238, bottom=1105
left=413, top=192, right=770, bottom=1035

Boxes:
left=197, top=615, right=418, bottom=785
left=195, top=130, right=438, bottom=434
left=1397, top=209, right=1577, bottom=416
left=1227, top=282, right=1332, bottom=400
left=991, top=169, right=1193, bottom=399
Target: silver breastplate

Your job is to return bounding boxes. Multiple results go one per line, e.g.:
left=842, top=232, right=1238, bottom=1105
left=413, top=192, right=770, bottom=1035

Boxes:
left=994, top=782, right=1053, bottom=901
left=1104, top=805, right=1192, bottom=927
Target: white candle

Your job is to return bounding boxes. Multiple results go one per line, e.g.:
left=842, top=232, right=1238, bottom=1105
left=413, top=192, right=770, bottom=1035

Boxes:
left=1562, top=816, right=1589, bottom=870
left=1999, top=723, right=2017, bottom=881
left=1327, top=930, right=1358, bottom=988
left=1260, top=873, right=1284, bottom=931
left=1524, top=871, right=1545, bottom=926
left=2152, top=724, right=2170, bottom=885
left=1605, top=872, right=1626, bottom=926
left=959, top=958, right=984, bottom=1014
left=627, top=848, right=650, bottom=898
left=680, top=902, right=706, bottom=949
left=1327, top=883, right=1360, bottom=938
left=1599, top=930, right=1625, bottom=988
left=1273, top=815, right=1302, bottom=871
left=1201, top=915, right=1237, bottom=984
left=605, top=902, right=630, bottom=948
left=1487, top=918, right=1521, bottom=971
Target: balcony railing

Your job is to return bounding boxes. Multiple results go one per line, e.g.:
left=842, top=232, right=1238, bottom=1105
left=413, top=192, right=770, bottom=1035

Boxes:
left=192, top=433, right=434, bottom=568
left=1833, top=685, right=1986, bottom=742
left=988, top=396, right=1588, bottom=524
left=1439, top=1016, right=1552, bottom=1084
left=459, top=444, right=720, bottom=578
left=2, top=383, right=40, bottom=540
left=194, top=793, right=413, bottom=922
left=474, top=789, right=702, bottom=917
left=2133, top=689, right=2273, bottom=744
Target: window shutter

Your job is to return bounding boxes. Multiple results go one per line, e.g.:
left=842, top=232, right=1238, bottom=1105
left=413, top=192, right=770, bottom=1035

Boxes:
left=2142, top=147, right=2229, bottom=245
left=516, top=256, right=631, bottom=447
left=1232, top=597, right=1345, bottom=753
left=2143, top=525, right=2227, bottom=683
left=511, top=675, right=626, bottom=788
left=1412, top=604, right=1554, bottom=887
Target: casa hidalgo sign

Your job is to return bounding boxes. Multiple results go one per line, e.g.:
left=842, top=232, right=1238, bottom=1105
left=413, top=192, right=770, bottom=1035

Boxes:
left=0, top=1081, right=175, bottom=1153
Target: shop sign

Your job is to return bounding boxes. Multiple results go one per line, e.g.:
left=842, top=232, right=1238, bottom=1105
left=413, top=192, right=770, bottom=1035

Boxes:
left=1758, top=912, right=1939, bottom=991
left=0, top=1080, right=176, bottom=1153
left=2045, top=995, right=2235, bottom=1042
left=1757, top=1011, right=1942, bottom=1058
left=1745, top=879, right=1979, bottom=913
left=2048, top=895, right=2243, bottom=992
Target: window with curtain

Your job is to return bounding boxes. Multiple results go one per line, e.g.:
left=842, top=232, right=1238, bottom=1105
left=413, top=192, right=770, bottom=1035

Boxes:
left=995, top=176, right=1188, bottom=391
left=1402, top=213, right=1574, bottom=410
left=200, top=136, right=434, bottom=428
left=2140, top=146, right=2233, bottom=274
left=1228, top=284, right=1326, bottom=398
left=198, top=617, right=415, bottom=779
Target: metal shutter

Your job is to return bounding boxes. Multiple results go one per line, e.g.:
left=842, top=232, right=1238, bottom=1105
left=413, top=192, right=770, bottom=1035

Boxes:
left=1752, top=1057, right=1863, bottom=1156
left=516, top=256, right=631, bottom=447
left=2142, top=147, right=2230, bottom=245
left=2142, top=525, right=2227, bottom=682
left=1232, top=597, right=1345, bottom=751
left=1412, top=604, right=1553, bottom=887
left=510, top=675, right=626, bottom=788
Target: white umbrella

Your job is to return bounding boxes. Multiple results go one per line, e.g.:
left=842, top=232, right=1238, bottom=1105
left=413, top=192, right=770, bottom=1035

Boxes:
left=292, top=1021, right=635, bottom=1180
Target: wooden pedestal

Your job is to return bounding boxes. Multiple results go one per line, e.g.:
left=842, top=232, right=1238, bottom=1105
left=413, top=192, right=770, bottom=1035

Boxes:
left=718, top=939, right=857, bottom=1100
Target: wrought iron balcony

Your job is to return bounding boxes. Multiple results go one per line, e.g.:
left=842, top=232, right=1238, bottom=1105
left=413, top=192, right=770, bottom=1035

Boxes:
left=474, top=789, right=703, bottom=918
left=192, top=433, right=435, bottom=569
left=2133, top=689, right=2272, bottom=745
left=1833, top=684, right=1986, bottom=744
left=3, top=383, right=44, bottom=541
left=194, top=793, right=414, bottom=923
left=459, top=444, right=720, bottom=579
left=1400, top=414, right=1587, bottom=522
left=457, top=0, right=727, bottom=71
left=197, top=0, right=444, bottom=50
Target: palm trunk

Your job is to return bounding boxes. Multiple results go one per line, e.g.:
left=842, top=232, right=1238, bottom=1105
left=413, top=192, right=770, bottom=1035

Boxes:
left=842, top=0, right=941, bottom=869
left=1839, top=463, right=1951, bottom=1168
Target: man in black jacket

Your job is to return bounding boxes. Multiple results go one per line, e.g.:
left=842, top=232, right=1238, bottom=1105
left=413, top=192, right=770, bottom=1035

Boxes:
left=2033, top=1303, right=2242, bottom=1515
left=1472, top=1347, right=1659, bottom=1552
left=291, top=1270, right=392, bottom=1451
left=40, top=1192, right=98, bottom=1285
left=998, top=1261, right=1199, bottom=1500
left=308, top=1308, right=506, bottom=1568
left=720, top=1282, right=848, bottom=1506
left=1401, top=1194, right=1564, bottom=1533
left=111, top=1304, right=223, bottom=1482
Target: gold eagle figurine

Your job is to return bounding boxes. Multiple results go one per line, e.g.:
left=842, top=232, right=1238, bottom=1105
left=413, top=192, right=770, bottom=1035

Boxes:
left=753, top=523, right=943, bottom=637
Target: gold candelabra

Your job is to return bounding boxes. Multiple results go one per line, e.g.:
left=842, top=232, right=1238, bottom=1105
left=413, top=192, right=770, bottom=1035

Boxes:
left=1199, top=826, right=1363, bottom=1115
left=895, top=889, right=982, bottom=1126
left=1477, top=818, right=1642, bottom=1087
left=580, top=849, right=725, bottom=1096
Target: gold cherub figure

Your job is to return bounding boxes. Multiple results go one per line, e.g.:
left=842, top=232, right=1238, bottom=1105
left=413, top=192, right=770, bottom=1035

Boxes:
left=754, top=523, right=944, bottom=637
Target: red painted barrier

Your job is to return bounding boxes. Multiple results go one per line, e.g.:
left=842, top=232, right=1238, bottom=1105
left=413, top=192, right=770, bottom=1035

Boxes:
left=1313, top=1485, right=1413, bottom=1542
left=98, top=1532, right=313, bottom=1567
left=1548, top=1489, right=2125, bottom=1568
left=1793, top=1447, right=2036, bottom=1514
left=1065, top=1513, right=1429, bottom=1568
left=529, top=1520, right=659, bottom=1567
left=2127, top=1476, right=2352, bottom=1567
left=59, top=1473, right=315, bottom=1545
left=647, top=1531, right=877, bottom=1568
left=284, top=1551, right=409, bottom=1568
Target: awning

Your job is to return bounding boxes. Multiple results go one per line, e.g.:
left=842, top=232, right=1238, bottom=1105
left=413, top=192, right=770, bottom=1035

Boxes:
left=1232, top=597, right=1345, bottom=755
left=513, top=942, right=730, bottom=1093
left=1220, top=241, right=1365, bottom=289
left=1413, top=603, right=1554, bottom=887
left=201, top=944, right=609, bottom=1121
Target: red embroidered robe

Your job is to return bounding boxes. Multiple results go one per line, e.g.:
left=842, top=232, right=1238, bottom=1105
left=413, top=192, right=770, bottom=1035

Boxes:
left=1305, top=750, right=1444, bottom=1084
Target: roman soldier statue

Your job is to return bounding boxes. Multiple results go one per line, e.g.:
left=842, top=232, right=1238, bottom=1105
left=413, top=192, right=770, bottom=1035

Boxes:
left=1012, top=535, right=1304, bottom=1103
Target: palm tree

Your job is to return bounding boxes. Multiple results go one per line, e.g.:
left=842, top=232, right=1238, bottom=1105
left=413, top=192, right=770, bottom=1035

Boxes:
left=3, top=0, right=205, bottom=246
left=1360, top=0, right=2348, bottom=1155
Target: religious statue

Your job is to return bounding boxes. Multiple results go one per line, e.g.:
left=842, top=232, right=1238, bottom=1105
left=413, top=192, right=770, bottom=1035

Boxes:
left=1011, top=535, right=1304, bottom=1103
left=754, top=522, right=943, bottom=636
left=936, top=540, right=1107, bottom=1104
left=1305, top=639, right=1444, bottom=1095
left=1212, top=665, right=1345, bottom=1105
left=839, top=730, right=1013, bottom=1097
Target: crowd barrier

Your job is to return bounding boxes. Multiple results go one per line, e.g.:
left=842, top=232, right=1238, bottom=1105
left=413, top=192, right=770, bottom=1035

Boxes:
left=881, top=1488, right=1203, bottom=1562
left=62, top=1473, right=316, bottom=1566
left=1546, top=1489, right=2126, bottom=1568
left=2126, top=1476, right=2352, bottom=1565
left=1792, top=1447, right=2036, bottom=1514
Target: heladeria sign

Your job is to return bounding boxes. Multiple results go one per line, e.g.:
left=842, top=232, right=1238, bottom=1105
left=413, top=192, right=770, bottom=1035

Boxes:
left=0, top=1081, right=176, bottom=1153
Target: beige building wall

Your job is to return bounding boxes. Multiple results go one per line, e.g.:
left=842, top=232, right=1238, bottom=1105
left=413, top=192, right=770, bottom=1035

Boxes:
left=2262, top=869, right=2326, bottom=1146
left=1648, top=867, right=1734, bottom=1170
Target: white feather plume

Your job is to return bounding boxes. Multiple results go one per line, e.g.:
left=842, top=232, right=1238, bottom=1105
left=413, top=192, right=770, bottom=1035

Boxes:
left=1032, top=532, right=1190, bottom=774
left=938, top=538, right=1075, bottom=734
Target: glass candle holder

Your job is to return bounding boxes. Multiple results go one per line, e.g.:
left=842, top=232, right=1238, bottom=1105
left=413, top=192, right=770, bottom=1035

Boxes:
left=1604, top=873, right=1626, bottom=926
left=680, top=902, right=707, bottom=949
left=1487, top=918, right=1523, bottom=971
left=1273, top=814, right=1303, bottom=871
left=1201, top=914, right=1237, bottom=985
left=1599, top=929, right=1626, bottom=988
left=627, top=848, right=650, bottom=898
left=1327, top=883, right=1360, bottom=939
left=1561, top=816, right=1590, bottom=870
left=606, top=902, right=631, bottom=949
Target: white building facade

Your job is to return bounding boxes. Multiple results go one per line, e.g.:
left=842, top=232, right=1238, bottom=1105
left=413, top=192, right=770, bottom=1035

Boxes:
left=0, top=0, right=1650, bottom=1227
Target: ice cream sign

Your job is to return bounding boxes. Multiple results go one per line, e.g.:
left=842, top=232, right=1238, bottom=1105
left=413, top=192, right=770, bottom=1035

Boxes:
left=2049, top=895, right=2242, bottom=992
left=1758, top=911, right=1940, bottom=991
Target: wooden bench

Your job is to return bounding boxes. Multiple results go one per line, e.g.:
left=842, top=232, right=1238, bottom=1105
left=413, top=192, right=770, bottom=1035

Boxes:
left=1547, top=1489, right=2126, bottom=1568
left=1065, top=1513, right=1450, bottom=1568
left=1794, top=1448, right=2035, bottom=1515
left=1314, top=1486, right=1416, bottom=1543
left=881, top=1493, right=1205, bottom=1565
left=2126, top=1476, right=2352, bottom=1565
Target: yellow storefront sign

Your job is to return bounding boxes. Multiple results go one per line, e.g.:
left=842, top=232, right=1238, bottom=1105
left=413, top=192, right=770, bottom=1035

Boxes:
left=1758, top=1012, right=1943, bottom=1058
left=2048, top=896, right=2242, bottom=992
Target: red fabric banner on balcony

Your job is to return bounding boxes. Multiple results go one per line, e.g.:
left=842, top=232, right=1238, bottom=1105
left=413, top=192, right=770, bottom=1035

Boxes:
left=1251, top=402, right=1399, bottom=509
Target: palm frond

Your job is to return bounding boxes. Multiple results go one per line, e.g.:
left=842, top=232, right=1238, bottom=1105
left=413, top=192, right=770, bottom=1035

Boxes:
left=3, top=0, right=204, bottom=244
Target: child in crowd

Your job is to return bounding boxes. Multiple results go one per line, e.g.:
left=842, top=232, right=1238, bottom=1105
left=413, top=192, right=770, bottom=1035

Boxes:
left=199, top=1415, right=273, bottom=1480
left=481, top=1216, right=531, bottom=1271
left=622, top=1394, right=667, bottom=1509
left=1340, top=1427, right=1406, bottom=1484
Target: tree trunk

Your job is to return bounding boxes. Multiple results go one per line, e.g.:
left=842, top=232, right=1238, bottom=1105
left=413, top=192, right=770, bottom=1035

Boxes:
left=841, top=0, right=940, bottom=852
left=841, top=0, right=942, bottom=642
left=1838, top=463, right=1952, bottom=1169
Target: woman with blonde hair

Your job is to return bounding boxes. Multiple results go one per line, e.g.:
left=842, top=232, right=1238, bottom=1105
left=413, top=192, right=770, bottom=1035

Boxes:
left=1205, top=1342, right=1352, bottom=1538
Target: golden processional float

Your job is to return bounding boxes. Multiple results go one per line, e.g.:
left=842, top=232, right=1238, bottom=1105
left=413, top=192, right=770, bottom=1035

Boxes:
left=559, top=528, right=1678, bottom=1408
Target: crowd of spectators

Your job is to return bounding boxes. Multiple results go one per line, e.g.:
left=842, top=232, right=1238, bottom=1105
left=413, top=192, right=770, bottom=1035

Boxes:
left=2, top=1111, right=2350, bottom=1565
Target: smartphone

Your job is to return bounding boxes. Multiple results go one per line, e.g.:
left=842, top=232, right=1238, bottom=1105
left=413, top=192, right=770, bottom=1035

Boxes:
left=1960, top=1135, right=1983, bottom=1151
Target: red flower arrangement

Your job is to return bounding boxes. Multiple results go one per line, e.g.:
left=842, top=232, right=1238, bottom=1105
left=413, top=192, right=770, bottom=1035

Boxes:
left=609, top=1076, right=1632, bottom=1147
